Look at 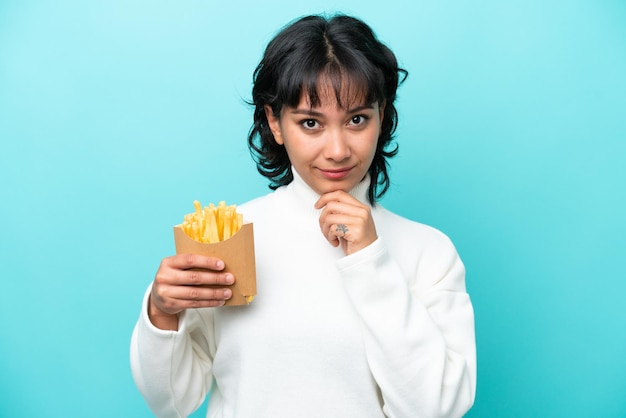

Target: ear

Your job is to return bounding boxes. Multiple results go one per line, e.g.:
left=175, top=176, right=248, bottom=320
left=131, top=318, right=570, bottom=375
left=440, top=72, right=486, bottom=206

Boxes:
left=264, top=105, right=284, bottom=145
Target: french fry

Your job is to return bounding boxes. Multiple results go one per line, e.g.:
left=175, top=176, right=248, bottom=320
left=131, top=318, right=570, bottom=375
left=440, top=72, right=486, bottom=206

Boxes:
left=217, top=201, right=226, bottom=239
left=207, top=208, right=220, bottom=243
left=223, top=207, right=232, bottom=240
left=181, top=199, right=243, bottom=244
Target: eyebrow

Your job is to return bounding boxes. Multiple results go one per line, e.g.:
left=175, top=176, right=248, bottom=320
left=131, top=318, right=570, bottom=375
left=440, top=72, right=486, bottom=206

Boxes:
left=288, top=104, right=375, bottom=117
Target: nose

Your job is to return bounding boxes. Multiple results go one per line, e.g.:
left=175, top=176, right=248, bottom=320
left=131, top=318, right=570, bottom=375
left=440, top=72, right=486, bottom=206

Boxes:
left=323, top=129, right=351, bottom=161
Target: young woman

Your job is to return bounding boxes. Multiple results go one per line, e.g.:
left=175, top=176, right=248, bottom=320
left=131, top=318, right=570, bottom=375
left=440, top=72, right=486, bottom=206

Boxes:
left=131, top=14, right=476, bottom=418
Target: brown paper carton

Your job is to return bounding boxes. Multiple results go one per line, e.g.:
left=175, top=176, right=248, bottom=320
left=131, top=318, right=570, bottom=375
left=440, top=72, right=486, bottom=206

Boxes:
left=173, top=223, right=257, bottom=306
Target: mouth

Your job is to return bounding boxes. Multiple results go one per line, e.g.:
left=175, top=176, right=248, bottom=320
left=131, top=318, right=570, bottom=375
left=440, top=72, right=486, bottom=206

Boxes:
left=318, top=167, right=353, bottom=180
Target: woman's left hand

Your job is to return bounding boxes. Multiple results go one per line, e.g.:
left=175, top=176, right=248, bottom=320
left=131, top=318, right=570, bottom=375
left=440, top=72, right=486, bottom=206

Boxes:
left=315, top=190, right=378, bottom=256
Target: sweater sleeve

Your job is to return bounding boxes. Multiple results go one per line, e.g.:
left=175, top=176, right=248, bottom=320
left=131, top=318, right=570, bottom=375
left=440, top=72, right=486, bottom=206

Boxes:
left=336, top=235, right=476, bottom=418
left=130, top=285, right=216, bottom=418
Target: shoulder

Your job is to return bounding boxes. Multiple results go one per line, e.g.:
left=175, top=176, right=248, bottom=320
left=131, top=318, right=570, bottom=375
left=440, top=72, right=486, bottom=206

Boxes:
left=238, top=193, right=270, bottom=213
left=238, top=182, right=301, bottom=221
left=238, top=190, right=278, bottom=221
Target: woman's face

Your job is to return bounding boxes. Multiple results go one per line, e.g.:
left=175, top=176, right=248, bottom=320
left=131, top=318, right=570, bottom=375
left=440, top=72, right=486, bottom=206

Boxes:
left=265, top=86, right=384, bottom=196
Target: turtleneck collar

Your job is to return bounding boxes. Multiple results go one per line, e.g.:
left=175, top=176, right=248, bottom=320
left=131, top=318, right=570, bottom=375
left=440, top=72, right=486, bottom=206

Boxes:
left=286, top=166, right=372, bottom=213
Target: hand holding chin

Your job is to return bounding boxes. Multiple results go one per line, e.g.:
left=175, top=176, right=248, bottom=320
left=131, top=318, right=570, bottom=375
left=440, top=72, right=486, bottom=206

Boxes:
left=315, top=190, right=378, bottom=255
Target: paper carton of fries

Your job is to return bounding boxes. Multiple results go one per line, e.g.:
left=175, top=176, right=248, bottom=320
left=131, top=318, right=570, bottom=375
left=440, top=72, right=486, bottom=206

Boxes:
left=173, top=200, right=256, bottom=306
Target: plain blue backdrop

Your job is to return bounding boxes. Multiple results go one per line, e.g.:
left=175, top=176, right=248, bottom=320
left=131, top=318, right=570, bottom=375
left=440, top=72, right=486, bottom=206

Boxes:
left=1, top=1, right=625, bottom=417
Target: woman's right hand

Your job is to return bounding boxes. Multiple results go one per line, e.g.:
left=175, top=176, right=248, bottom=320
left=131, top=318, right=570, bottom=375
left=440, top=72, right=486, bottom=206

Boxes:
left=148, top=254, right=235, bottom=330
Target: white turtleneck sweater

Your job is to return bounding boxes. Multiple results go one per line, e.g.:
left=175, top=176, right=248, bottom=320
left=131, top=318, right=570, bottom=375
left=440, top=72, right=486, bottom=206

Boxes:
left=130, top=171, right=476, bottom=418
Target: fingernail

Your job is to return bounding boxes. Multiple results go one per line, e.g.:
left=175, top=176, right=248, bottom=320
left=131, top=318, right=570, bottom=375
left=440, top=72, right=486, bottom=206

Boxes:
left=216, top=260, right=224, bottom=269
left=224, top=289, right=232, bottom=299
left=225, top=274, right=234, bottom=284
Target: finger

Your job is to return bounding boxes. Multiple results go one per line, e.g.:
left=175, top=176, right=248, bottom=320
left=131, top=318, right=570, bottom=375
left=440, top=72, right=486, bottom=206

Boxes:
left=152, top=286, right=232, bottom=313
left=335, top=223, right=349, bottom=238
left=318, top=201, right=368, bottom=227
left=329, top=221, right=353, bottom=243
left=178, top=270, right=236, bottom=286
left=318, top=202, right=349, bottom=233
left=326, top=223, right=348, bottom=247
left=320, top=216, right=352, bottom=246
left=315, top=190, right=358, bottom=209
left=320, top=212, right=355, bottom=238
left=320, top=211, right=377, bottom=254
left=159, top=284, right=233, bottom=304
left=325, top=227, right=341, bottom=247
left=165, top=253, right=226, bottom=272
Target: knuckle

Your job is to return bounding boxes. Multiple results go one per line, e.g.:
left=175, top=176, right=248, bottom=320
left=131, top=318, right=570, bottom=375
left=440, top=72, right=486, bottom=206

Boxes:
left=153, top=284, right=168, bottom=299
left=154, top=272, right=166, bottom=285
left=184, top=253, right=196, bottom=266
left=188, top=270, right=202, bottom=284
left=160, top=255, right=176, bottom=268
left=154, top=266, right=171, bottom=285
left=188, top=287, right=200, bottom=299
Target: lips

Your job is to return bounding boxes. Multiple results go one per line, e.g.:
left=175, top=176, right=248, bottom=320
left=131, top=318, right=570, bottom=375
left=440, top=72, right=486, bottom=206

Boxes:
left=318, top=167, right=353, bottom=180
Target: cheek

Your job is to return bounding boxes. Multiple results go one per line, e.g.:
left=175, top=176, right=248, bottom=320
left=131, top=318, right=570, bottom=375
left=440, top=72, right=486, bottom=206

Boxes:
left=367, top=145, right=378, bottom=165
left=282, top=136, right=312, bottom=163
left=366, top=131, right=380, bottom=159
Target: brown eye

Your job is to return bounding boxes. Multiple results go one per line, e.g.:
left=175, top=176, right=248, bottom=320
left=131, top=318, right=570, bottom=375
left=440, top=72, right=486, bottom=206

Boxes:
left=301, top=119, right=319, bottom=129
left=350, top=115, right=368, bottom=126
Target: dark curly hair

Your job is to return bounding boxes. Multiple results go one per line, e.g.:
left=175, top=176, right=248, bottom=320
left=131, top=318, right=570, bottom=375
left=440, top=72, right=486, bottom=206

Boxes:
left=248, top=14, right=407, bottom=203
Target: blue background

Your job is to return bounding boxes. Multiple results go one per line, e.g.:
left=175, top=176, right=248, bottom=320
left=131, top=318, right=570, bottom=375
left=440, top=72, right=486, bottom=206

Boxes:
left=1, top=1, right=625, bottom=417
